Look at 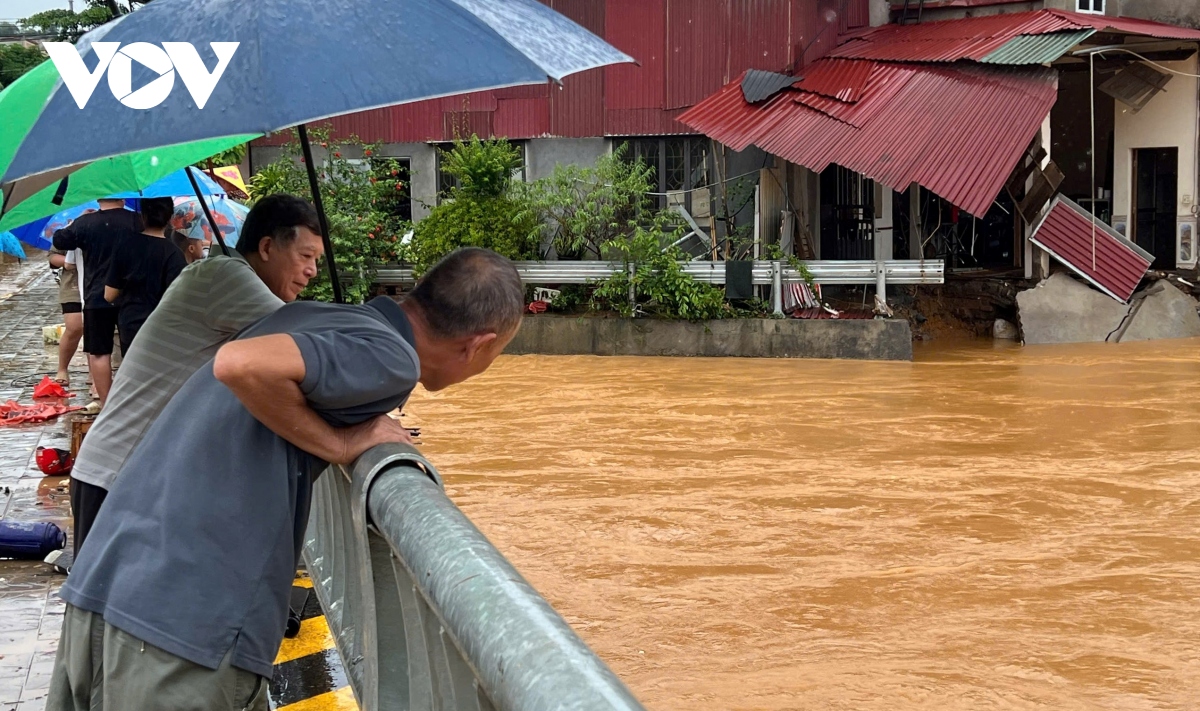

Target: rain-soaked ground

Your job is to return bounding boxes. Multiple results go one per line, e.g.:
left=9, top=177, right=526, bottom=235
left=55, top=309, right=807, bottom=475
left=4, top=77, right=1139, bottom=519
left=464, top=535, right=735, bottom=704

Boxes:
left=0, top=255, right=79, bottom=711
left=406, top=338, right=1200, bottom=710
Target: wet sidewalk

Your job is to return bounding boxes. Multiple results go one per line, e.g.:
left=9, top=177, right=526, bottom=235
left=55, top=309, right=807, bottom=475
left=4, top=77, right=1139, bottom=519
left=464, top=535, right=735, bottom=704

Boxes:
left=0, top=255, right=83, bottom=711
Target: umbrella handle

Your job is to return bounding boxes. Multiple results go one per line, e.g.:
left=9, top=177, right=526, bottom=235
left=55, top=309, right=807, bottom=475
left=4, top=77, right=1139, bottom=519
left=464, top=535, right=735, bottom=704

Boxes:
left=186, top=166, right=230, bottom=256
left=297, top=124, right=343, bottom=304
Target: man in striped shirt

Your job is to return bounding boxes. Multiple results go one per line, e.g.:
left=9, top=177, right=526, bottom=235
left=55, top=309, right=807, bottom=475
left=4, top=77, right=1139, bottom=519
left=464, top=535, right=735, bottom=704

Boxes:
left=68, top=194, right=409, bottom=555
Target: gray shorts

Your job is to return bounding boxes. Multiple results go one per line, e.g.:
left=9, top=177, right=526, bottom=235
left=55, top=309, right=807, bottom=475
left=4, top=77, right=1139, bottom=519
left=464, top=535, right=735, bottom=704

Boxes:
left=45, top=604, right=268, bottom=711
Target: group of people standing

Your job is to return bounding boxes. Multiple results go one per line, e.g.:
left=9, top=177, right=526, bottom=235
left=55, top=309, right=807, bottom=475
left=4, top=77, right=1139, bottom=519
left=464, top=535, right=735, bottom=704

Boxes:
left=48, top=198, right=210, bottom=406
left=41, top=192, right=525, bottom=711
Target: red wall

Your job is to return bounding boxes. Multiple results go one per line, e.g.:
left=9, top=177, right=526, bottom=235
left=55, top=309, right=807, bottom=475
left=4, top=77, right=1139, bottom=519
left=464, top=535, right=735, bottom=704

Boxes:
left=257, top=0, right=869, bottom=146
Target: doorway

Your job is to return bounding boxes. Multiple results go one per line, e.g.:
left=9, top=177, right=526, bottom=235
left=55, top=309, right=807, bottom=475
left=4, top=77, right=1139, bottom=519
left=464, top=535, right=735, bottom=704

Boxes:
left=819, top=164, right=875, bottom=260
left=1133, top=147, right=1178, bottom=269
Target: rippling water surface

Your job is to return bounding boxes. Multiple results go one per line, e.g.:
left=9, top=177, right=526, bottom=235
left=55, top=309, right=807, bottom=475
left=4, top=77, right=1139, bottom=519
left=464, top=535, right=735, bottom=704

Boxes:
left=405, top=338, right=1200, bottom=710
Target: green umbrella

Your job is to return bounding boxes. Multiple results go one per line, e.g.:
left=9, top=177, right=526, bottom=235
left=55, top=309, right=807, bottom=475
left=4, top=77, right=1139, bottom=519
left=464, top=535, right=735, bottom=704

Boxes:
left=0, top=60, right=259, bottom=234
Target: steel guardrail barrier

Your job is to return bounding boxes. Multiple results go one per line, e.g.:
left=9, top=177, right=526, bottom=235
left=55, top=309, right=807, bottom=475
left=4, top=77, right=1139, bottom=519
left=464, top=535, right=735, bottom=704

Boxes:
left=303, top=444, right=645, bottom=711
left=373, top=259, right=945, bottom=287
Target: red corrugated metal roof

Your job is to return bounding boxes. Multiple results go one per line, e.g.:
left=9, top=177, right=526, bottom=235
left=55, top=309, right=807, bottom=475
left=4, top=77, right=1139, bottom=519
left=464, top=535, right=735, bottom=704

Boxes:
left=1029, top=196, right=1152, bottom=303
left=680, top=60, right=1058, bottom=217
left=794, top=58, right=873, bottom=101
left=830, top=9, right=1200, bottom=63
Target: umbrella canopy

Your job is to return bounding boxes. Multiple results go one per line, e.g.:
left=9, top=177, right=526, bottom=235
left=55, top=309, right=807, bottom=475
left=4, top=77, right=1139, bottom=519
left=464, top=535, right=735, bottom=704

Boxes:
left=6, top=169, right=223, bottom=250
left=8, top=202, right=130, bottom=251
left=0, top=0, right=632, bottom=199
left=171, top=196, right=249, bottom=247
left=0, top=233, right=27, bottom=259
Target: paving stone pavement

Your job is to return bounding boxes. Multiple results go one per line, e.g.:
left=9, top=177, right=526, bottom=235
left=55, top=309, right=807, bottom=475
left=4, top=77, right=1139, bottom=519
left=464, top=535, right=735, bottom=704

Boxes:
left=0, top=254, right=90, bottom=711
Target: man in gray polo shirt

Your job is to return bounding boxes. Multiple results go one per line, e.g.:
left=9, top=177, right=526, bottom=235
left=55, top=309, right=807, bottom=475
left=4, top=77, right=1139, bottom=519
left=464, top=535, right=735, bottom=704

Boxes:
left=68, top=194, right=407, bottom=556
left=47, top=247, right=524, bottom=711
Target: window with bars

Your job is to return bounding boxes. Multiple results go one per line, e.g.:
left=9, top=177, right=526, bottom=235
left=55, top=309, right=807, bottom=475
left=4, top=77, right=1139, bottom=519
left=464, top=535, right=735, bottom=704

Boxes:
left=618, top=137, right=711, bottom=214
left=434, top=141, right=526, bottom=203
left=1076, top=0, right=1104, bottom=14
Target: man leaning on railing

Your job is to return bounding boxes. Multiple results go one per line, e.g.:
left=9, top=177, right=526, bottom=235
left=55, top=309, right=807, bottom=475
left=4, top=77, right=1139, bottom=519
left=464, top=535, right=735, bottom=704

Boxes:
left=46, top=248, right=526, bottom=711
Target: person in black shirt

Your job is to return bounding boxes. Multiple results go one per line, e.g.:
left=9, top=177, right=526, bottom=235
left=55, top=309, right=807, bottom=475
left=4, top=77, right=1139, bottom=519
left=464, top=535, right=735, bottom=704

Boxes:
left=53, top=199, right=142, bottom=406
left=104, top=198, right=187, bottom=356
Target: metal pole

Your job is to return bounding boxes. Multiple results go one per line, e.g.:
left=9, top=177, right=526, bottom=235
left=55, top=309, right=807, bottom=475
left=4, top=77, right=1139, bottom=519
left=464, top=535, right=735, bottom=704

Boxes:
left=771, top=260, right=783, bottom=315
left=297, top=124, right=344, bottom=304
left=1090, top=51, right=1097, bottom=271
left=186, top=166, right=229, bottom=256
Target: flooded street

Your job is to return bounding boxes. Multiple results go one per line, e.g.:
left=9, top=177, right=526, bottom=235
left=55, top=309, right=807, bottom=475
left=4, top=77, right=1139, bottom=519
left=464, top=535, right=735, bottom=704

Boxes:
left=405, top=338, right=1200, bottom=710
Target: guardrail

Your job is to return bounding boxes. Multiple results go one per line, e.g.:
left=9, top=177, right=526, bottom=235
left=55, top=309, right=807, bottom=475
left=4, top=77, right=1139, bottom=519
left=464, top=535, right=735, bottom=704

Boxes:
left=375, top=259, right=942, bottom=315
left=374, top=259, right=944, bottom=287
left=303, top=444, right=645, bottom=711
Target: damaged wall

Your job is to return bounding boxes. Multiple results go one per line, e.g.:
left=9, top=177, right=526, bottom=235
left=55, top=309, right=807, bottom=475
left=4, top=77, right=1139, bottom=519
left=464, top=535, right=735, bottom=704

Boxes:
left=1016, top=272, right=1200, bottom=344
left=1110, top=53, right=1199, bottom=268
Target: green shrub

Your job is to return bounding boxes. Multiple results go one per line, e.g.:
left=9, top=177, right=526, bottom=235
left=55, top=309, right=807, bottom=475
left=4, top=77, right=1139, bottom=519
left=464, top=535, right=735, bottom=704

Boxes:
left=409, top=138, right=540, bottom=273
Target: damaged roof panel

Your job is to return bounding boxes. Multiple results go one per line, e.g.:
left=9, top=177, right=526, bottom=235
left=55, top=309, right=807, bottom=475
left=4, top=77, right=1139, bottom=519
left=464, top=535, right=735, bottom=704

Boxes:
left=792, top=59, right=875, bottom=102
left=741, top=70, right=797, bottom=104
left=681, top=61, right=1058, bottom=216
left=981, top=30, right=1097, bottom=65
left=1029, top=196, right=1152, bottom=303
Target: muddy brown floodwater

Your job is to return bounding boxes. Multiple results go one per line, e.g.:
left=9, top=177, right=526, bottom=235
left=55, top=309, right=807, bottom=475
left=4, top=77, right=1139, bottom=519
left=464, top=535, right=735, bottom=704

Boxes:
left=403, top=337, right=1200, bottom=710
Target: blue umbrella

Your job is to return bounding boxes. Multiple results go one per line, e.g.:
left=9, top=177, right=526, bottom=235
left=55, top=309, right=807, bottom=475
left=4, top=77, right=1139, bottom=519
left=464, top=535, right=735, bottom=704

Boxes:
left=0, top=232, right=26, bottom=259
left=0, top=0, right=631, bottom=301
left=7, top=169, right=224, bottom=251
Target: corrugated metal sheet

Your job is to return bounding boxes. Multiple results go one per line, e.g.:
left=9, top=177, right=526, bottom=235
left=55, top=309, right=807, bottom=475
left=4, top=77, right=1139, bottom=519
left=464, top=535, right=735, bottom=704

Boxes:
left=843, top=0, right=870, bottom=31
left=793, top=57, right=874, bottom=101
left=980, top=30, right=1096, bottom=65
left=666, top=0, right=730, bottom=109
left=253, top=0, right=872, bottom=147
left=680, top=60, right=1059, bottom=217
left=550, top=0, right=605, bottom=137
left=793, top=0, right=846, bottom=68
left=1057, top=8, right=1200, bottom=41
left=494, top=84, right=549, bottom=100
left=831, top=9, right=1200, bottom=64
left=380, top=102, right=443, bottom=142
left=443, top=111, right=494, bottom=141
left=495, top=98, right=551, bottom=138
left=438, top=90, right=498, bottom=113
left=742, top=69, right=796, bottom=103
left=728, top=0, right=793, bottom=75
left=605, top=0, right=666, bottom=110
left=1029, top=196, right=1152, bottom=302
left=604, top=108, right=693, bottom=136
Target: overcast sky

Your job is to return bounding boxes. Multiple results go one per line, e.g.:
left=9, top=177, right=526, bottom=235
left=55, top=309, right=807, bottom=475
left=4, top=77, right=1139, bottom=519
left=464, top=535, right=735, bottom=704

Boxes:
left=3, top=0, right=73, bottom=21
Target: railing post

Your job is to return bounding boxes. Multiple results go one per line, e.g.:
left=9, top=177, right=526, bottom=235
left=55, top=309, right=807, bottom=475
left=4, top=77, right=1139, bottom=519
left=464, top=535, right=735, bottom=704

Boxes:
left=771, top=260, right=783, bottom=315
left=627, top=261, right=636, bottom=310
left=874, top=259, right=888, bottom=314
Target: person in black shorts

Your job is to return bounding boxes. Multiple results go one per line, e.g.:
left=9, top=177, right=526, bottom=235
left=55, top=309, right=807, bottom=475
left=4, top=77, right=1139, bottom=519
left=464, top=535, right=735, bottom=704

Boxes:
left=104, top=198, right=187, bottom=356
left=53, top=199, right=142, bottom=406
left=48, top=247, right=83, bottom=385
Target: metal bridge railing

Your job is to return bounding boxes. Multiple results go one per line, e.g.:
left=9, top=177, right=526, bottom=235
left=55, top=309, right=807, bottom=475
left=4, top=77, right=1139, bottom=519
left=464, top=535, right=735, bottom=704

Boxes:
left=303, top=444, right=645, bottom=711
left=374, top=259, right=945, bottom=287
